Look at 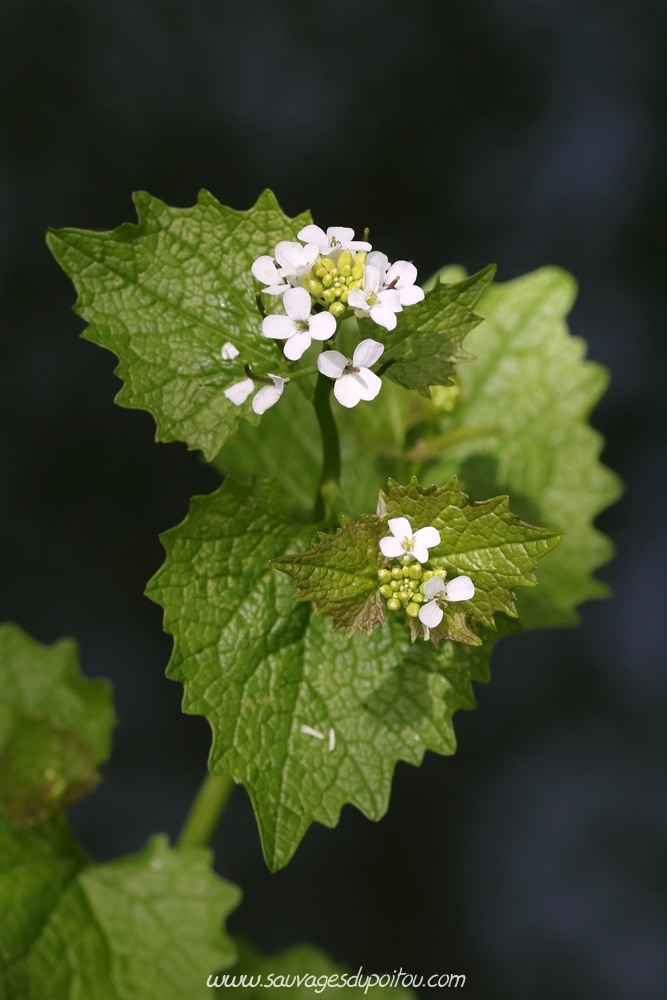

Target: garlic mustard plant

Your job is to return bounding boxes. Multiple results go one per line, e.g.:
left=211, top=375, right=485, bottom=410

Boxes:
left=42, top=181, right=619, bottom=959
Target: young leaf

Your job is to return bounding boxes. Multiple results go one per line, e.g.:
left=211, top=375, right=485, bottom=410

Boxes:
left=221, top=938, right=415, bottom=996
left=46, top=190, right=311, bottom=459
left=147, top=477, right=519, bottom=870
left=0, top=814, right=240, bottom=999
left=0, top=624, right=115, bottom=823
left=370, top=265, right=496, bottom=397
left=423, top=268, right=622, bottom=626
left=275, top=477, right=562, bottom=642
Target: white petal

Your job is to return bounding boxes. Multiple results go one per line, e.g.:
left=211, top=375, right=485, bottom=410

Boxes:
left=444, top=576, right=475, bottom=602
left=327, top=226, right=355, bottom=245
left=264, top=284, right=290, bottom=296
left=308, top=311, right=337, bottom=341
left=347, top=289, right=368, bottom=312
left=368, top=251, right=389, bottom=274
left=283, top=331, right=312, bottom=361
left=378, top=288, right=402, bottom=312
left=345, top=240, right=372, bottom=251
left=419, top=601, right=444, bottom=628
left=317, top=350, right=347, bottom=379
left=262, top=314, right=296, bottom=340
left=352, top=338, right=384, bottom=369
left=369, top=305, right=397, bottom=331
left=274, top=241, right=304, bottom=270
left=283, top=286, right=312, bottom=322
left=223, top=378, right=254, bottom=405
left=364, top=264, right=382, bottom=295
left=221, top=341, right=239, bottom=360
left=423, top=576, right=446, bottom=599
left=252, top=382, right=282, bottom=414
left=387, top=260, right=418, bottom=288
left=413, top=526, right=440, bottom=549
left=252, top=255, right=281, bottom=285
left=350, top=368, right=382, bottom=401
left=379, top=535, right=405, bottom=558
left=268, top=373, right=288, bottom=389
left=333, top=373, right=362, bottom=408
left=297, top=224, right=328, bottom=246
left=412, top=543, right=430, bottom=563
left=398, top=285, right=425, bottom=306
left=387, top=517, right=412, bottom=541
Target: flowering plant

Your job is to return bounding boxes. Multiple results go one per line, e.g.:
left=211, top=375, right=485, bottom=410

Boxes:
left=0, top=190, right=620, bottom=996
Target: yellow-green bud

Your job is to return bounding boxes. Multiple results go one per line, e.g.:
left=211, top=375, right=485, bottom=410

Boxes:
left=322, top=274, right=333, bottom=288
left=421, top=570, right=434, bottom=583
left=340, top=264, right=352, bottom=277
left=409, top=564, right=423, bottom=579
left=411, top=592, right=424, bottom=603
left=391, top=567, right=403, bottom=579
left=321, top=257, right=335, bottom=272
left=387, top=597, right=401, bottom=611
left=315, top=266, right=328, bottom=279
left=432, top=568, right=446, bottom=579
left=338, top=250, right=353, bottom=270
left=406, top=602, right=420, bottom=618
left=402, top=566, right=411, bottom=578
left=407, top=579, right=417, bottom=591
left=397, top=591, right=410, bottom=602
left=339, top=288, right=349, bottom=304
left=308, top=279, right=324, bottom=297
left=390, top=579, right=401, bottom=591
left=378, top=568, right=392, bottom=583
left=379, top=584, right=393, bottom=599
left=322, top=289, right=336, bottom=303
left=353, top=251, right=367, bottom=269
left=347, top=279, right=363, bottom=291
left=329, top=301, right=345, bottom=317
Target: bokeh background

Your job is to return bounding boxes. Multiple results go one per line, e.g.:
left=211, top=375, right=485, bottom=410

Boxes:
left=1, top=1, right=666, bottom=997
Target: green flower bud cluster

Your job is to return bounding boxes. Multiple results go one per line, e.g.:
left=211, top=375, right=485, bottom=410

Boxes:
left=377, top=563, right=447, bottom=619
left=305, top=250, right=367, bottom=317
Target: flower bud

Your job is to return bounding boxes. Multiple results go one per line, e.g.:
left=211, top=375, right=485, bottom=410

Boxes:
left=322, top=274, right=333, bottom=288
left=379, top=584, right=393, bottom=599
left=406, top=602, right=420, bottom=618
left=421, top=570, right=434, bottom=583
left=411, top=592, right=423, bottom=603
left=338, top=250, right=353, bottom=270
left=353, top=252, right=367, bottom=269
left=322, top=289, right=336, bottom=303
left=391, top=567, right=403, bottom=579
left=387, top=597, right=401, bottom=611
left=378, top=568, right=392, bottom=583
left=390, top=580, right=401, bottom=591
left=315, top=266, right=329, bottom=279
left=397, top=590, right=410, bottom=602
left=321, top=257, right=335, bottom=272
left=409, top=564, right=423, bottom=579
left=308, top=279, right=324, bottom=297
left=432, top=569, right=446, bottom=579
left=329, top=301, right=345, bottom=317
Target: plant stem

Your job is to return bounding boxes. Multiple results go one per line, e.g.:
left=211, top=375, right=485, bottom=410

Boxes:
left=177, top=772, right=234, bottom=850
left=312, top=371, right=348, bottom=525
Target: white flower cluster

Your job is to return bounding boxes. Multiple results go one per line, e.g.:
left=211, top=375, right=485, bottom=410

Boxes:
left=224, top=222, right=424, bottom=415
left=378, top=517, right=475, bottom=640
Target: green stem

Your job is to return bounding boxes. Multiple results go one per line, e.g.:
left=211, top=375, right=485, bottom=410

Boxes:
left=177, top=772, right=234, bottom=850
left=312, top=371, right=348, bottom=525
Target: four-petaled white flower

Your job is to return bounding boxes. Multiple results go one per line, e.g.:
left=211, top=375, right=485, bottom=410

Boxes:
left=317, top=339, right=384, bottom=408
left=252, top=241, right=319, bottom=295
left=347, top=264, right=402, bottom=330
left=262, top=287, right=336, bottom=360
left=418, top=575, right=475, bottom=631
left=252, top=374, right=288, bottom=415
left=367, top=252, right=425, bottom=307
left=251, top=255, right=290, bottom=296
left=297, top=225, right=372, bottom=256
left=379, top=517, right=441, bottom=563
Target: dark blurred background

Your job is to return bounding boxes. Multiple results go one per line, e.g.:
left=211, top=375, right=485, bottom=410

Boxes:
left=1, top=1, right=666, bottom=997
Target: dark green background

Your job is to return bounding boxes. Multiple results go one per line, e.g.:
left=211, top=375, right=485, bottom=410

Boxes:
left=1, top=1, right=665, bottom=997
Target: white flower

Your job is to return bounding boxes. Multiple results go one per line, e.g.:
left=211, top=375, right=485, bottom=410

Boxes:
left=418, top=575, right=475, bottom=630
left=297, top=225, right=372, bottom=256
left=252, top=374, right=288, bottom=415
left=366, top=252, right=424, bottom=307
left=221, top=341, right=239, bottom=360
left=317, top=339, right=384, bottom=408
left=251, top=255, right=290, bottom=296
left=379, top=517, right=440, bottom=563
left=262, top=287, right=336, bottom=360
left=223, top=378, right=254, bottom=405
left=274, top=240, right=319, bottom=281
left=347, top=264, right=402, bottom=330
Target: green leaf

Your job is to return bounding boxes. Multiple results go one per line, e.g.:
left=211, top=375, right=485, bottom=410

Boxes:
left=47, top=190, right=311, bottom=459
left=219, top=938, right=416, bottom=996
left=274, top=477, right=562, bottom=642
left=0, top=624, right=115, bottom=823
left=371, top=265, right=496, bottom=397
left=0, top=814, right=240, bottom=999
left=147, top=477, right=518, bottom=870
left=423, top=268, right=622, bottom=626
